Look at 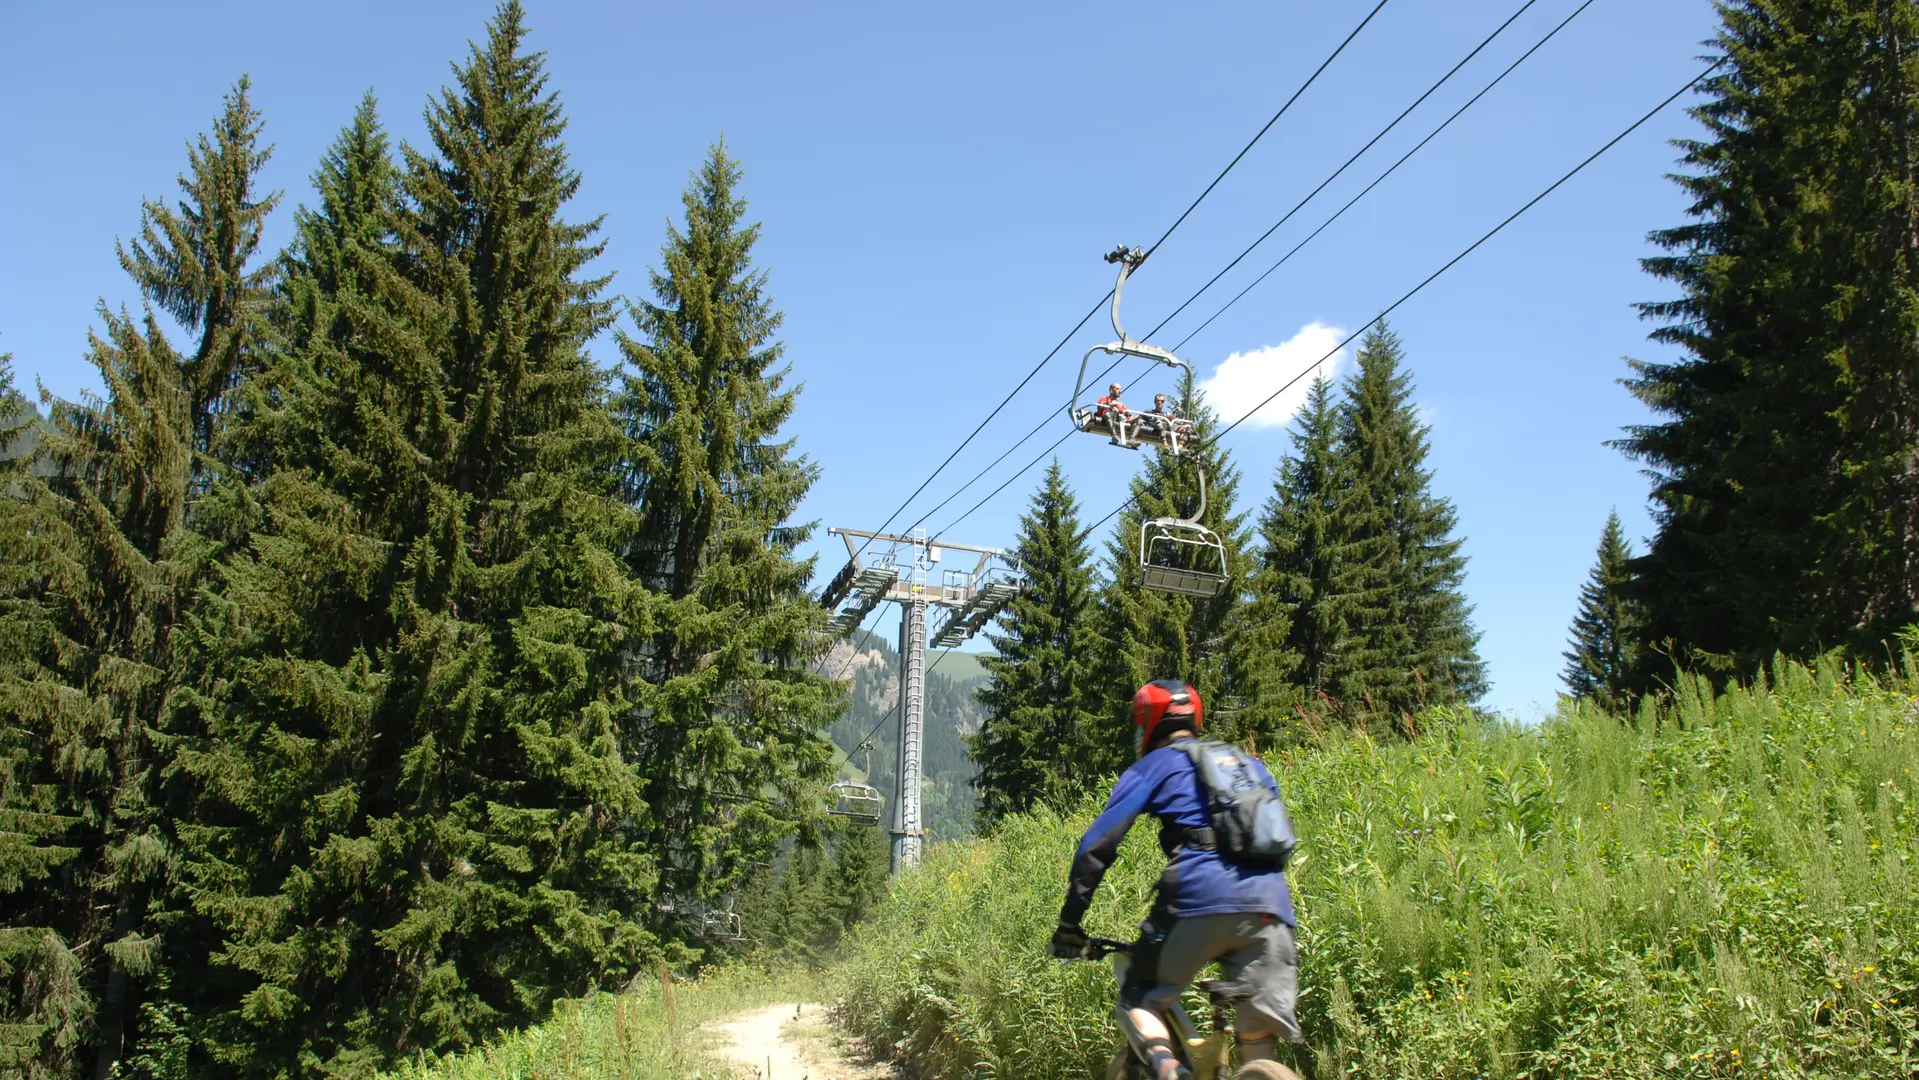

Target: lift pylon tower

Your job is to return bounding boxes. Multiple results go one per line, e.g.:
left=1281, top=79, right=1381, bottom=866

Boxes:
left=821, top=527, right=1023, bottom=873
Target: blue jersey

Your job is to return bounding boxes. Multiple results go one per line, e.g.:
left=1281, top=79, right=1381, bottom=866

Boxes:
left=1060, top=741, right=1294, bottom=925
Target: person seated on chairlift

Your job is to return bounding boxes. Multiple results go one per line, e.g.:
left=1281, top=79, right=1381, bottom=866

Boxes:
left=1146, top=393, right=1172, bottom=435
left=1146, top=394, right=1193, bottom=447
left=1096, top=382, right=1132, bottom=443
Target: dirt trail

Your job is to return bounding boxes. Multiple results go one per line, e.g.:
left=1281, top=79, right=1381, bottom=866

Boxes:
left=712, top=1002, right=894, bottom=1080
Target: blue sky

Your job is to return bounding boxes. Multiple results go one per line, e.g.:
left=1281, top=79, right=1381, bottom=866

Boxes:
left=0, top=0, right=1723, bottom=718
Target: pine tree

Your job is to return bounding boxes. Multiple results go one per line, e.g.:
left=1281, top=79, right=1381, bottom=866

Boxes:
left=1092, top=368, right=1250, bottom=763
left=172, top=10, right=664, bottom=1070
left=1338, top=324, right=1484, bottom=727
left=1619, top=0, right=1919, bottom=673
left=0, top=354, right=89, bottom=1079
left=0, top=79, right=277, bottom=1080
left=612, top=141, right=838, bottom=943
left=162, top=94, right=454, bottom=1076
left=1238, top=376, right=1354, bottom=736
left=1562, top=510, right=1644, bottom=710
left=118, top=77, right=279, bottom=454
left=970, top=459, right=1101, bottom=827
left=819, top=821, right=888, bottom=936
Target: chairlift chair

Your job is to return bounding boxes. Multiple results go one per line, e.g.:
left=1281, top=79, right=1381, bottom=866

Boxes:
left=1139, top=466, right=1228, bottom=598
left=1066, top=246, right=1194, bottom=455
left=701, top=909, right=744, bottom=941
left=701, top=890, right=745, bottom=940
left=827, top=779, right=883, bottom=826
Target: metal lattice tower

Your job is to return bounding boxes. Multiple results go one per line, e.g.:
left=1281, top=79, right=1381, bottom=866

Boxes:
left=820, top=527, right=1023, bottom=873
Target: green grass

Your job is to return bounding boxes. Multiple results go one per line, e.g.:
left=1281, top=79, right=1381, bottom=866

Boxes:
left=833, top=658, right=1919, bottom=1079
left=373, top=963, right=822, bottom=1080
left=930, top=648, right=990, bottom=685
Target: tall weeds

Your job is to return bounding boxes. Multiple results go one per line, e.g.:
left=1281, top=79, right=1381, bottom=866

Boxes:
left=835, top=657, right=1919, bottom=1078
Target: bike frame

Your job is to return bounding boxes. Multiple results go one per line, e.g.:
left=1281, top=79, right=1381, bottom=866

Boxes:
left=1094, top=940, right=1234, bottom=1079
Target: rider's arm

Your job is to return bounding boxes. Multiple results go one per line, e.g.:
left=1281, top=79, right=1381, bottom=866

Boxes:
left=1059, top=767, right=1154, bottom=926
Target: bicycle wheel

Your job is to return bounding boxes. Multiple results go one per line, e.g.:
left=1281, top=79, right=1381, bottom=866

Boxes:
left=1104, top=1047, right=1144, bottom=1080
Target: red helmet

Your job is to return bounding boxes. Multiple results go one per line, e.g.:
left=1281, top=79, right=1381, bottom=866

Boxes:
left=1132, top=680, right=1202, bottom=757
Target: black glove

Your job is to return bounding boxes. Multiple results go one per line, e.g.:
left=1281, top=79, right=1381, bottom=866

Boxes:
left=1050, top=922, right=1091, bottom=960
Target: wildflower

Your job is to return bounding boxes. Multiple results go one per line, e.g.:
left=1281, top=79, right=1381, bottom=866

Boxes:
left=1865, top=967, right=1876, bottom=973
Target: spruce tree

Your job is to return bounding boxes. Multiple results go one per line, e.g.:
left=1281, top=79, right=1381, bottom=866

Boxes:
left=1562, top=510, right=1644, bottom=710
left=970, top=459, right=1101, bottom=827
left=173, top=11, right=663, bottom=1070
left=118, top=77, right=279, bottom=454
left=612, top=141, right=838, bottom=942
left=1620, top=0, right=1919, bottom=673
left=1092, top=369, right=1249, bottom=763
left=1338, top=324, right=1485, bottom=726
left=163, top=95, right=450, bottom=1076
left=1237, top=376, right=1355, bottom=736
left=0, top=355, right=89, bottom=1079
left=0, top=79, right=277, bottom=1080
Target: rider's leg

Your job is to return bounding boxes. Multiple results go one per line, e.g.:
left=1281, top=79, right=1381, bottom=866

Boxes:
left=1236, top=1034, right=1278, bottom=1062
left=1216, top=916, right=1302, bottom=1062
left=1119, top=913, right=1258, bottom=1080
left=1113, top=1003, right=1183, bottom=1080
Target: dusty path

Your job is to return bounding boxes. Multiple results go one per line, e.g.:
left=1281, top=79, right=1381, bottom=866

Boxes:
left=712, top=1002, right=894, bottom=1080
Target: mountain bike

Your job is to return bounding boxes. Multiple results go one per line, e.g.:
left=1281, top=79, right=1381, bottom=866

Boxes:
left=1078, top=938, right=1301, bottom=1080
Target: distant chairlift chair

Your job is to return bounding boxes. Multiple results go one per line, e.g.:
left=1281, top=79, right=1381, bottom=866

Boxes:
left=702, top=896, right=745, bottom=941
left=828, top=780, right=883, bottom=826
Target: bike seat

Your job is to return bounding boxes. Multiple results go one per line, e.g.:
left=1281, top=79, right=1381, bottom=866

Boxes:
left=1199, top=979, right=1255, bottom=1005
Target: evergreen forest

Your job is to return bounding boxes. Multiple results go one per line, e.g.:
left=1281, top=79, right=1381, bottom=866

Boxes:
left=4, top=1, right=1919, bottom=1078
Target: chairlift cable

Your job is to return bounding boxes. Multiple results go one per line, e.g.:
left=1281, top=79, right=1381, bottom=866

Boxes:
left=922, top=0, right=1586, bottom=541
left=1134, top=0, right=1393, bottom=267
left=828, top=0, right=1395, bottom=574
left=1169, top=0, right=1599, bottom=353
left=843, top=647, right=954, bottom=766
left=1148, top=0, right=1546, bottom=336
left=1075, top=57, right=1727, bottom=540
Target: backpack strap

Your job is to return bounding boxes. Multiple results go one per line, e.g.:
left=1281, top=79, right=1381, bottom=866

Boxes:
left=1167, top=740, right=1221, bottom=852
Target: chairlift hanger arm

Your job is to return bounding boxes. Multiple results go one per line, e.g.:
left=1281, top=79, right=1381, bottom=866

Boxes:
left=1067, top=246, right=1190, bottom=424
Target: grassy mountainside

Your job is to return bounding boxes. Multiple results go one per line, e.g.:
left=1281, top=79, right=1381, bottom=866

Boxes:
left=835, top=658, right=1919, bottom=1079
left=825, top=633, right=990, bottom=839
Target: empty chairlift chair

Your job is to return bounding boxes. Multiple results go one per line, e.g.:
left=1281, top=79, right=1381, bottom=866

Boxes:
left=1138, top=466, right=1228, bottom=598
left=1140, top=517, right=1229, bottom=597
left=701, top=896, right=744, bottom=940
left=827, top=780, right=883, bottom=826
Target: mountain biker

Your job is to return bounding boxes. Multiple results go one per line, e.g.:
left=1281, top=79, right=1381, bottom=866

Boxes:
left=1051, top=681, right=1299, bottom=1080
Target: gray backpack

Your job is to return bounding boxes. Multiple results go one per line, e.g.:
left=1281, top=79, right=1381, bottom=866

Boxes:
left=1175, top=740, right=1296, bottom=869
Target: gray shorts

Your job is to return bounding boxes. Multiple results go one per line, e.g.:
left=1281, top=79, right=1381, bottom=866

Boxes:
left=1119, top=912, right=1301, bottom=1042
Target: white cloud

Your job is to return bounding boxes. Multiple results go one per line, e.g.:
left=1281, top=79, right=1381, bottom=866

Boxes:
left=1197, top=322, right=1349, bottom=430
